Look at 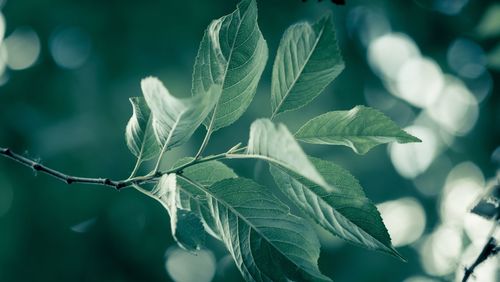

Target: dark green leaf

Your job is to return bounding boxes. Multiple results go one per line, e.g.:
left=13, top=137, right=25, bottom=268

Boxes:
left=270, top=157, right=402, bottom=259
left=184, top=177, right=331, bottom=282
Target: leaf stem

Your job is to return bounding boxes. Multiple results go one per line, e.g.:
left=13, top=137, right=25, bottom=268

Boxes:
left=128, top=158, right=143, bottom=179
left=194, top=105, right=218, bottom=160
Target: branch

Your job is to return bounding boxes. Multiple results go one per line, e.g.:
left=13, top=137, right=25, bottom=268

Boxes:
left=462, top=221, right=499, bottom=282
left=0, top=146, right=239, bottom=190
left=0, top=147, right=131, bottom=189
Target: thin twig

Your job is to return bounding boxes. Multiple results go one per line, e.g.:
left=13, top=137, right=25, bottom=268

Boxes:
left=0, top=147, right=129, bottom=189
left=0, top=146, right=238, bottom=190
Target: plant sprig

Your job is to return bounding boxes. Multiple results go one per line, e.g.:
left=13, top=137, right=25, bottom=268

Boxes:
left=0, top=0, right=422, bottom=281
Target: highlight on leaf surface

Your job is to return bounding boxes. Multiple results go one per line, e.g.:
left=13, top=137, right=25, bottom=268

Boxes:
left=235, top=118, right=338, bottom=193
left=295, top=105, right=421, bottom=154
left=192, top=0, right=268, bottom=132
left=271, top=12, right=344, bottom=117
left=141, top=76, right=221, bottom=151
left=125, top=96, right=160, bottom=161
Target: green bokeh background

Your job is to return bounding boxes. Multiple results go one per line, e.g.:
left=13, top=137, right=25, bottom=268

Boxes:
left=0, top=0, right=499, bottom=281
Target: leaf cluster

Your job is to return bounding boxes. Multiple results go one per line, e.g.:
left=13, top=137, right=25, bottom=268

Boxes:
left=124, top=1, right=421, bottom=280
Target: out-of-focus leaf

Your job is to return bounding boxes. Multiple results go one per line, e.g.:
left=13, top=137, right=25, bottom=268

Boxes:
left=185, top=177, right=331, bottom=282
left=271, top=13, right=344, bottom=117
left=154, top=174, right=206, bottom=251
left=141, top=77, right=220, bottom=151
left=476, top=4, right=500, bottom=39
left=125, top=97, right=160, bottom=161
left=471, top=200, right=499, bottom=221
left=192, top=0, right=268, bottom=132
left=487, top=44, right=500, bottom=70
left=270, top=157, right=402, bottom=259
left=295, top=106, right=421, bottom=154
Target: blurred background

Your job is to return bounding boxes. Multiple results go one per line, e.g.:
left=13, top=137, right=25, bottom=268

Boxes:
left=0, top=0, right=499, bottom=281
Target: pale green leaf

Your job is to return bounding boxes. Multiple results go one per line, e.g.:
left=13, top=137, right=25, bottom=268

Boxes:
left=183, top=177, right=331, bottom=282
left=231, top=118, right=337, bottom=192
left=295, top=106, right=421, bottom=154
left=153, top=174, right=206, bottom=252
left=125, top=97, right=160, bottom=161
left=192, top=0, right=268, bottom=132
left=271, top=13, right=344, bottom=117
left=173, top=159, right=238, bottom=239
left=270, top=157, right=402, bottom=259
left=141, top=77, right=221, bottom=151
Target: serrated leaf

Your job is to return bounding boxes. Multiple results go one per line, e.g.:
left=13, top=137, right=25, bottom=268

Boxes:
left=270, top=157, right=402, bottom=259
left=192, top=0, right=268, bottom=132
left=183, top=177, right=331, bottom=282
left=153, top=174, right=206, bottom=251
left=232, top=118, right=336, bottom=192
left=295, top=106, right=421, bottom=154
left=271, top=13, right=344, bottom=117
left=174, top=159, right=238, bottom=238
left=125, top=97, right=160, bottom=161
left=141, top=77, right=221, bottom=151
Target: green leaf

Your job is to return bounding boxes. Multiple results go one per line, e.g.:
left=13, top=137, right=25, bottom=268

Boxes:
left=192, top=0, right=268, bottom=132
left=233, top=118, right=337, bottom=192
left=174, top=159, right=238, bottom=238
left=270, top=157, right=402, bottom=259
left=153, top=174, right=206, bottom=252
left=141, top=77, right=221, bottom=151
left=271, top=13, right=344, bottom=117
left=183, top=177, right=331, bottom=282
left=125, top=97, right=160, bottom=161
left=295, top=106, right=421, bottom=154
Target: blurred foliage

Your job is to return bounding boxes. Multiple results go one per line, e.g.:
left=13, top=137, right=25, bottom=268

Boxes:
left=0, top=0, right=499, bottom=281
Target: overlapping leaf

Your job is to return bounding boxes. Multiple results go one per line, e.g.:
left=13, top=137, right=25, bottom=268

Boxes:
left=271, top=13, right=344, bottom=117
left=141, top=77, right=221, bottom=151
left=153, top=174, right=206, bottom=251
left=192, top=0, right=268, bottom=131
left=183, top=177, right=331, bottom=282
left=125, top=97, right=160, bottom=161
left=174, top=159, right=237, bottom=238
left=270, top=157, right=402, bottom=259
left=295, top=106, right=421, bottom=154
left=232, top=118, right=336, bottom=192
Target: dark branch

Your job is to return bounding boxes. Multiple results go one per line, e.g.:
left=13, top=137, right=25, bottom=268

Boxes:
left=462, top=236, right=499, bottom=282
left=0, top=147, right=129, bottom=189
